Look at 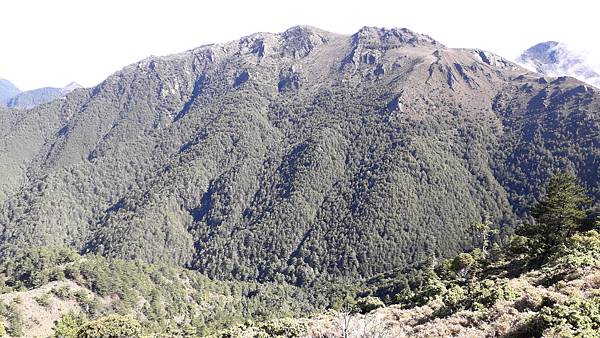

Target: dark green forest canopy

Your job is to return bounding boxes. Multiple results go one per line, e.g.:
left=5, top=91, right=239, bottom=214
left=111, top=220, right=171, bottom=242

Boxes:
left=0, top=26, right=599, bottom=287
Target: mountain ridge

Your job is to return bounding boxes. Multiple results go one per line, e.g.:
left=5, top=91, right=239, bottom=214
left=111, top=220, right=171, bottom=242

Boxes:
left=3, top=82, right=82, bottom=109
left=0, top=79, right=21, bottom=103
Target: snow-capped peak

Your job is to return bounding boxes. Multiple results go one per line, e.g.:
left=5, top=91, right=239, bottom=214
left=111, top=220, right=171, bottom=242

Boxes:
left=516, top=41, right=600, bottom=88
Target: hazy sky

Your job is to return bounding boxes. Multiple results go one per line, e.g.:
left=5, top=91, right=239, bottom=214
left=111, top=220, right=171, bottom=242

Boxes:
left=1, top=0, right=597, bottom=90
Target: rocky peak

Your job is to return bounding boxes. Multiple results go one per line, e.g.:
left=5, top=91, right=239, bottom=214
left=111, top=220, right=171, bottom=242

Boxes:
left=519, top=41, right=561, bottom=65
left=471, top=49, right=517, bottom=70
left=280, top=25, right=329, bottom=59
left=516, top=41, right=600, bottom=88
left=352, top=26, right=442, bottom=50
left=61, top=82, right=83, bottom=95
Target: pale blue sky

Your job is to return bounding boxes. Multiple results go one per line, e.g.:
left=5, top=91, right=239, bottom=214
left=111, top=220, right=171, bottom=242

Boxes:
left=1, top=0, right=597, bottom=90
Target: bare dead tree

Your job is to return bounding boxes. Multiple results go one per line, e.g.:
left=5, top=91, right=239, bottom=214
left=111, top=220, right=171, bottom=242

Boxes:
left=337, top=303, right=352, bottom=338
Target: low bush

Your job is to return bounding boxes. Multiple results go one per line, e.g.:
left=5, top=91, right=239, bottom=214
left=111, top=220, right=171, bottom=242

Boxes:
left=355, top=296, right=385, bottom=314
left=76, top=314, right=141, bottom=338
left=537, top=297, right=600, bottom=337
left=53, top=312, right=86, bottom=338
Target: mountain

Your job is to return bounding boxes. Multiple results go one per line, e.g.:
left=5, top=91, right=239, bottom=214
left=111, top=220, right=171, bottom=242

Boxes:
left=0, top=79, right=21, bottom=103
left=3, top=82, right=82, bottom=109
left=0, top=26, right=599, bottom=290
left=517, top=41, right=600, bottom=88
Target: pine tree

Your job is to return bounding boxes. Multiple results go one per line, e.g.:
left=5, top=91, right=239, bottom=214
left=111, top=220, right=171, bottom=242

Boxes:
left=516, top=172, right=590, bottom=255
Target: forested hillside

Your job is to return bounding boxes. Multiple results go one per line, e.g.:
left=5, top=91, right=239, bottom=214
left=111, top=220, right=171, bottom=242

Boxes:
left=0, top=246, right=339, bottom=337
left=222, top=173, right=600, bottom=337
left=0, top=26, right=599, bottom=288
left=0, top=173, right=598, bottom=337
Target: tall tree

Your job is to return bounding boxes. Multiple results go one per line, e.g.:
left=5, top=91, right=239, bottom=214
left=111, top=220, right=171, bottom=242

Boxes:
left=517, top=172, right=590, bottom=255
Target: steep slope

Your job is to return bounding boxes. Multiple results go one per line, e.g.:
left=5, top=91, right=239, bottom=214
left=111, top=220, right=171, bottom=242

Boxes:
left=3, top=82, right=82, bottom=109
left=0, top=79, right=21, bottom=103
left=517, top=41, right=600, bottom=88
left=0, top=26, right=599, bottom=287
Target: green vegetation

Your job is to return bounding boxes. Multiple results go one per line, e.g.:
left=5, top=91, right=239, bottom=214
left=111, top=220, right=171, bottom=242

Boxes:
left=76, top=314, right=142, bottom=338
left=513, top=172, right=591, bottom=260
left=537, top=298, right=600, bottom=337
left=53, top=312, right=86, bottom=338
left=355, top=296, right=385, bottom=314
left=551, top=230, right=600, bottom=269
left=3, top=299, right=24, bottom=337
left=215, top=317, right=307, bottom=338
left=0, top=246, right=346, bottom=336
left=0, top=172, right=596, bottom=337
left=34, top=292, right=52, bottom=308
left=359, top=172, right=600, bottom=337
left=0, top=246, right=76, bottom=290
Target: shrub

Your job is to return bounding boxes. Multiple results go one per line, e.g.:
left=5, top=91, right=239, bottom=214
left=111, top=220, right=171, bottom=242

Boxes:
left=550, top=230, right=600, bottom=269
left=537, top=297, right=600, bottom=337
left=451, top=253, right=476, bottom=278
left=35, top=292, right=52, bottom=308
left=6, top=301, right=24, bottom=337
left=355, top=296, right=385, bottom=314
left=508, top=234, right=535, bottom=256
left=0, top=247, right=79, bottom=290
left=257, top=317, right=307, bottom=337
left=440, top=284, right=466, bottom=314
left=515, top=291, right=545, bottom=312
left=74, top=290, right=103, bottom=318
left=470, top=279, right=516, bottom=310
left=52, top=285, right=73, bottom=299
left=218, top=317, right=307, bottom=338
left=77, top=314, right=142, bottom=338
left=53, top=312, right=87, bottom=338
left=415, top=270, right=447, bottom=305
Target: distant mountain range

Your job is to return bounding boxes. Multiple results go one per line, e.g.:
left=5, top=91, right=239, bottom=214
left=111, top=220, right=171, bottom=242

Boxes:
left=0, top=79, right=81, bottom=109
left=517, top=41, right=600, bottom=88
left=0, top=79, right=21, bottom=103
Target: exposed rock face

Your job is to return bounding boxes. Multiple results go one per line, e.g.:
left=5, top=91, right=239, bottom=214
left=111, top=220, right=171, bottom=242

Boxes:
left=517, top=41, right=600, bottom=88
left=0, top=26, right=598, bottom=286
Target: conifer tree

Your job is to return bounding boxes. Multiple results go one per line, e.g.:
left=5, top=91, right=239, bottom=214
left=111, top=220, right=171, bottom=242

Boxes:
left=516, top=172, right=590, bottom=255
